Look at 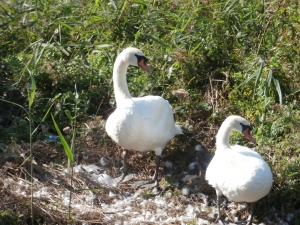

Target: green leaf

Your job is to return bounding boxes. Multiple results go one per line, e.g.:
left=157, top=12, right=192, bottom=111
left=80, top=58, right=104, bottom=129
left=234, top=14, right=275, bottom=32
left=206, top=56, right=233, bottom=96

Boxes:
left=145, top=35, right=168, bottom=47
left=58, top=21, right=76, bottom=30
left=195, top=17, right=223, bottom=23
left=35, top=42, right=50, bottom=65
left=273, top=78, right=283, bottom=105
left=245, top=57, right=260, bottom=74
left=51, top=114, right=74, bottom=163
left=0, top=3, right=13, bottom=14
left=252, top=60, right=264, bottom=99
left=224, top=0, right=239, bottom=14
left=238, top=69, right=259, bottom=88
left=190, top=42, right=203, bottom=54
left=256, top=128, right=262, bottom=135
left=31, top=94, right=62, bottom=136
left=59, top=46, right=70, bottom=56
left=61, top=42, right=90, bottom=47
left=134, top=0, right=149, bottom=6
left=27, top=68, right=36, bottom=109
left=264, top=69, right=273, bottom=107
left=95, top=44, right=112, bottom=49
left=65, top=110, right=73, bottom=121
left=109, top=0, right=117, bottom=11
left=153, top=21, right=177, bottom=30
left=180, top=15, right=192, bottom=32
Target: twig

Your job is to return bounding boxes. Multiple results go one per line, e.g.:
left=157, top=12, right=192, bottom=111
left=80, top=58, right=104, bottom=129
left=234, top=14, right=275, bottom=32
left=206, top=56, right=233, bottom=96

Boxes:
left=0, top=199, right=28, bottom=207
left=209, top=70, right=229, bottom=111
left=256, top=15, right=274, bottom=56
left=96, top=98, right=104, bottom=116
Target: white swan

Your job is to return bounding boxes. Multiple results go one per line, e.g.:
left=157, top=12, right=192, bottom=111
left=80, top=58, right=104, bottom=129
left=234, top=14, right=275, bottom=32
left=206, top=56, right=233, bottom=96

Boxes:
left=105, top=47, right=182, bottom=187
left=205, top=115, right=272, bottom=224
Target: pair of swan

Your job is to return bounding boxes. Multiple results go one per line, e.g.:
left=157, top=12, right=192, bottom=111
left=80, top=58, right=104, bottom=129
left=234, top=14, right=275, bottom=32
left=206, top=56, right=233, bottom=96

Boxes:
left=105, top=47, right=183, bottom=187
left=105, top=47, right=272, bottom=223
left=206, top=115, right=273, bottom=224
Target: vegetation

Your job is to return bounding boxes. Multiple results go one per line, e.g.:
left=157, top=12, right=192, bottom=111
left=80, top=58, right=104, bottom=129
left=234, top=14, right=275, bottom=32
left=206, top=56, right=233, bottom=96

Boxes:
left=0, top=0, right=299, bottom=224
left=0, top=209, right=20, bottom=225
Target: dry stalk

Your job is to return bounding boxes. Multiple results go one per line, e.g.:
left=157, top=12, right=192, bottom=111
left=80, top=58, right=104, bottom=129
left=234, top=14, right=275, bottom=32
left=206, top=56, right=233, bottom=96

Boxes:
left=208, top=70, right=229, bottom=111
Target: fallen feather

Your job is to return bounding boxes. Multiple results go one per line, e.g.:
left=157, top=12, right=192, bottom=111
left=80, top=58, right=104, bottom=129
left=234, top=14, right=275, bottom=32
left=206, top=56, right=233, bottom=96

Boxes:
left=83, top=164, right=102, bottom=173
left=181, top=174, right=198, bottom=182
left=100, top=157, right=108, bottom=166
left=98, top=173, right=118, bottom=186
left=164, top=160, right=173, bottom=169
left=195, top=144, right=202, bottom=151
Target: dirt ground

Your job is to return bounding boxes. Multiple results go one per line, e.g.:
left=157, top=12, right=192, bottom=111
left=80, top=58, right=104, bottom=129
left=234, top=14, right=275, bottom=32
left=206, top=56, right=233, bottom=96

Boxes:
left=0, top=119, right=286, bottom=225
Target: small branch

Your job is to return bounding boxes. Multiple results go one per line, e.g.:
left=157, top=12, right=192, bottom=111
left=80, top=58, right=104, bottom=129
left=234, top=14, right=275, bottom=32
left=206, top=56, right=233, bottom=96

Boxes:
left=256, top=15, right=274, bottom=56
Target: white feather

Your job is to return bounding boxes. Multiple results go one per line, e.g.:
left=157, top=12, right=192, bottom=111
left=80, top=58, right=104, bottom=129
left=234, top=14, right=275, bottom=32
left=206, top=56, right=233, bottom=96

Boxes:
left=105, top=47, right=182, bottom=165
left=206, top=115, right=272, bottom=203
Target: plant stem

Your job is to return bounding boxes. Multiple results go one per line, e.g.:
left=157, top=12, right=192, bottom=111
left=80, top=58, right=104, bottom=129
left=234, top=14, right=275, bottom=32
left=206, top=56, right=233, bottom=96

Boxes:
left=29, top=106, right=34, bottom=225
left=68, top=83, right=78, bottom=221
left=256, top=15, right=273, bottom=56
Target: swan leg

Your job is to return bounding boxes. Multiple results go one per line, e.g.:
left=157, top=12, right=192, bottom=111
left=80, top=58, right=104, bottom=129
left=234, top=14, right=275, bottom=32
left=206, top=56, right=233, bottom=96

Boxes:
left=216, top=194, right=221, bottom=220
left=134, top=155, right=161, bottom=189
left=247, top=202, right=255, bottom=225
left=213, top=189, right=224, bottom=224
left=122, top=149, right=128, bottom=174
left=112, top=149, right=131, bottom=184
left=152, top=155, right=161, bottom=181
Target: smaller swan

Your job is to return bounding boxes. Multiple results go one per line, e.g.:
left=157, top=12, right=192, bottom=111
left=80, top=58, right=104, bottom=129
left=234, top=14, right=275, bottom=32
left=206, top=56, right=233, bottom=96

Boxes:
left=105, top=47, right=182, bottom=188
left=205, top=115, right=272, bottom=224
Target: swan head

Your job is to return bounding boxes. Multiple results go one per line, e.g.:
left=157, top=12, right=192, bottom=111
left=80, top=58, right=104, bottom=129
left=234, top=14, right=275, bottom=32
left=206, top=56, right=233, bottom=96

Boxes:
left=224, top=115, right=256, bottom=144
left=119, top=47, right=152, bottom=73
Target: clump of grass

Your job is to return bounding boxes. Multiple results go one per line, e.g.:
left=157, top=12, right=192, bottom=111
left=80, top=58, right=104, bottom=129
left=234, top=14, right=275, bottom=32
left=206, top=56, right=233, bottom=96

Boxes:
left=0, top=209, right=20, bottom=225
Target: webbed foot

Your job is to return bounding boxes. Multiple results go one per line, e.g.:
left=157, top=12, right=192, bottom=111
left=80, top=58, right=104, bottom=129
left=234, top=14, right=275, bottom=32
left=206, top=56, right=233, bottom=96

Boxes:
left=134, top=179, right=158, bottom=189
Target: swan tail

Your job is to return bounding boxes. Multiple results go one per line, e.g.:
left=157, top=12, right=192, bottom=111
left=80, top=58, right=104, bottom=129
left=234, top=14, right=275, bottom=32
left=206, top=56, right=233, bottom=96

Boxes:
left=175, top=125, right=183, bottom=134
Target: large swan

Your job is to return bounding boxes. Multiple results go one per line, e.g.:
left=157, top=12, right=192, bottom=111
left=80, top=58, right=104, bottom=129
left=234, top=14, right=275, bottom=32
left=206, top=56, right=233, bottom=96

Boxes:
left=205, top=115, right=272, bottom=224
left=105, top=47, right=182, bottom=187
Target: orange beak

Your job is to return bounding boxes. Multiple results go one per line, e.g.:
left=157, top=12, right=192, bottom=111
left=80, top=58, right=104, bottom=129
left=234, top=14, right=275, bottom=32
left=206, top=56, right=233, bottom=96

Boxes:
left=138, top=59, right=152, bottom=73
left=242, top=129, right=256, bottom=144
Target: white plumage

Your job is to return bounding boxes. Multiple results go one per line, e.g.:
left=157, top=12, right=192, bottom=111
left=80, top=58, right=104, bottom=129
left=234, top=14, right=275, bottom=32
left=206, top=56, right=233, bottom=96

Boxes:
left=105, top=47, right=182, bottom=186
left=205, top=115, right=272, bottom=224
left=106, top=96, right=182, bottom=155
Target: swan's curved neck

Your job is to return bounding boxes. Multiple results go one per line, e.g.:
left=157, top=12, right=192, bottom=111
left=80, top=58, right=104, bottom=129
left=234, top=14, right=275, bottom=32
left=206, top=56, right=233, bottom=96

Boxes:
left=216, top=124, right=232, bottom=149
left=113, top=57, right=132, bottom=106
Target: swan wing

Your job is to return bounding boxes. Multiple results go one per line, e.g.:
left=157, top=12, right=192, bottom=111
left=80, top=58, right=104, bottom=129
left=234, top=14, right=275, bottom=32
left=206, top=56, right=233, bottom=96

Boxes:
left=206, top=146, right=272, bottom=202
left=105, top=96, right=180, bottom=153
left=231, top=145, right=264, bottom=160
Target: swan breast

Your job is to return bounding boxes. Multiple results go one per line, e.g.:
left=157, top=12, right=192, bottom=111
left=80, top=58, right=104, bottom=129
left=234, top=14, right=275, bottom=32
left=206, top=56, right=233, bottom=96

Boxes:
left=105, top=96, right=178, bottom=153
left=206, top=146, right=272, bottom=202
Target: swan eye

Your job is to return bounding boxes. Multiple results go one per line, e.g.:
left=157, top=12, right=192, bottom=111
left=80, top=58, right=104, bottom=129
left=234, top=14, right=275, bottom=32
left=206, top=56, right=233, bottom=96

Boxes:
left=135, top=54, right=148, bottom=65
left=144, top=57, right=148, bottom=64
left=248, top=130, right=252, bottom=135
left=135, top=54, right=152, bottom=73
left=240, top=123, right=252, bottom=133
left=240, top=123, right=256, bottom=144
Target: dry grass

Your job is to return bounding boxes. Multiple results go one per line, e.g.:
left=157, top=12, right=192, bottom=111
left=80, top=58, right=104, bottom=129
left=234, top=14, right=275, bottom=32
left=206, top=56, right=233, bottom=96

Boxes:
left=0, top=119, right=284, bottom=225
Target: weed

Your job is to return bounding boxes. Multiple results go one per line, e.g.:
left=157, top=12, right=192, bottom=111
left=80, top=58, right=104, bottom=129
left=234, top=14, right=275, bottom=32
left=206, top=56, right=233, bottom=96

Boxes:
left=0, top=209, right=20, bottom=225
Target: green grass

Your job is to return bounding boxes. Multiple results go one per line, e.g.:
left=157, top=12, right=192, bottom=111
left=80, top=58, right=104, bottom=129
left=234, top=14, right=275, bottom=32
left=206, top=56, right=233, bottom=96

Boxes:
left=0, top=209, right=20, bottom=225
